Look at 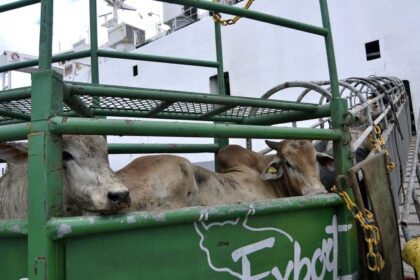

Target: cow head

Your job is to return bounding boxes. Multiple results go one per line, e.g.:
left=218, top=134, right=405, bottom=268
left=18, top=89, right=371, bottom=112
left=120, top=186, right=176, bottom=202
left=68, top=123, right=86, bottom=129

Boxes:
left=61, top=135, right=130, bottom=213
left=262, top=140, right=328, bottom=196
left=0, top=135, right=130, bottom=215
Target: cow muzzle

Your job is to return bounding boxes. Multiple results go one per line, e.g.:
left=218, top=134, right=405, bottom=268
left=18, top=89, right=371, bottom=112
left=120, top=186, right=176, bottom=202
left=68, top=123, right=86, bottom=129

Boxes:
left=106, top=190, right=131, bottom=212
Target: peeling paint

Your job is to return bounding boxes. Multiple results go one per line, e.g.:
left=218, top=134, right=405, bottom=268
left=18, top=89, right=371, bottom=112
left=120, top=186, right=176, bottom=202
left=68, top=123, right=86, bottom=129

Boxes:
left=88, top=217, right=95, bottom=224
left=127, top=215, right=136, bottom=224
left=153, top=212, right=166, bottom=222
left=10, top=224, right=21, bottom=233
left=57, top=223, right=72, bottom=238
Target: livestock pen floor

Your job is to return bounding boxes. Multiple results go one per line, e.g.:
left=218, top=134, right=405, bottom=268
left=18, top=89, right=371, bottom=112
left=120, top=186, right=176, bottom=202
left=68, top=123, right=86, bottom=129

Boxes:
left=400, top=135, right=420, bottom=278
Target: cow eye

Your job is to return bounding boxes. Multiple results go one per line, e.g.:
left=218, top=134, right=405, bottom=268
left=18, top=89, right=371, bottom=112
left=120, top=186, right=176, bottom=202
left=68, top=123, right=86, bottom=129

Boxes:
left=285, top=160, right=294, bottom=169
left=62, top=151, right=74, bottom=161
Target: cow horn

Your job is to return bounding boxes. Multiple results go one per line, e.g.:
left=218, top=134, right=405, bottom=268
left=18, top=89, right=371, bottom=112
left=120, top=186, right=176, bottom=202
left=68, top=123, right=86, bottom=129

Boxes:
left=265, top=140, right=281, bottom=150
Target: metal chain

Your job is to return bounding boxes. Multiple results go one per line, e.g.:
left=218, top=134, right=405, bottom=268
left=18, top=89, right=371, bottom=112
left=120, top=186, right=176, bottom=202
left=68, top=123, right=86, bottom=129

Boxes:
left=331, top=186, right=385, bottom=272
left=211, top=0, right=254, bottom=26
left=368, top=125, right=396, bottom=172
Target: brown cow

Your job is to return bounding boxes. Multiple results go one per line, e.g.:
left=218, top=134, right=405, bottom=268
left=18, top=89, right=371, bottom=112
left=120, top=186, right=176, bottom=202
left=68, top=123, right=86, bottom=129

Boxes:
left=116, top=140, right=327, bottom=212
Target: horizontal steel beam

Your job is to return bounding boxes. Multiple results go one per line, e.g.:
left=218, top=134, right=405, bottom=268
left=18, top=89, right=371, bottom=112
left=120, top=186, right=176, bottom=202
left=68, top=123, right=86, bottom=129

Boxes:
left=155, top=0, right=328, bottom=36
left=0, top=109, right=30, bottom=121
left=48, top=194, right=341, bottom=240
left=0, top=50, right=90, bottom=73
left=0, top=87, right=31, bottom=102
left=91, top=108, right=242, bottom=123
left=0, top=122, right=30, bottom=141
left=66, top=82, right=320, bottom=112
left=97, top=49, right=219, bottom=68
left=0, top=220, right=28, bottom=237
left=243, top=104, right=331, bottom=125
left=108, top=143, right=220, bottom=154
left=0, top=0, right=39, bottom=13
left=49, top=117, right=343, bottom=140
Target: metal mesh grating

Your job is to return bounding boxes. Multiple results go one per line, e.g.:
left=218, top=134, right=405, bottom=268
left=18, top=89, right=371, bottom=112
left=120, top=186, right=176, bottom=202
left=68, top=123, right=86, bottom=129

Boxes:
left=0, top=99, right=31, bottom=115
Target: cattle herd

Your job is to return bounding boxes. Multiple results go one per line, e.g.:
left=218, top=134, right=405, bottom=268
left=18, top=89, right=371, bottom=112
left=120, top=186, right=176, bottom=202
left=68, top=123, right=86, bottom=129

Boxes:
left=0, top=135, right=335, bottom=219
left=0, top=98, right=384, bottom=219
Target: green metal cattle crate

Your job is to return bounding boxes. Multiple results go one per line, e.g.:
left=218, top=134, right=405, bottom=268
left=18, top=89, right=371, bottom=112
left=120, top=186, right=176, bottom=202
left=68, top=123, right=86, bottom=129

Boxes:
left=1, top=195, right=358, bottom=279
left=0, top=0, right=362, bottom=279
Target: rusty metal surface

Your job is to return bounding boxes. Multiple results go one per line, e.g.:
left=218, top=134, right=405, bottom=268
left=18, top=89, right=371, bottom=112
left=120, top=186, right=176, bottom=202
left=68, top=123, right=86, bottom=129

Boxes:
left=349, top=152, right=403, bottom=279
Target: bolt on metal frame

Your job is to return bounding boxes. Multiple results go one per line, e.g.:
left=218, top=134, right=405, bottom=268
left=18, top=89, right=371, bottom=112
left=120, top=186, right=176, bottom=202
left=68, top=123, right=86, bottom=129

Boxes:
left=0, top=0, right=357, bottom=279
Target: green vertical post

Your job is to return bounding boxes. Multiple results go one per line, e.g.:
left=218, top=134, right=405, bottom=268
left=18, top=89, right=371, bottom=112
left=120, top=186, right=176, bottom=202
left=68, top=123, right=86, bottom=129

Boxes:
left=89, top=0, right=99, bottom=84
left=89, top=0, right=101, bottom=113
left=320, top=0, right=358, bottom=277
left=28, top=1, right=64, bottom=279
left=28, top=70, right=64, bottom=280
left=38, top=0, right=53, bottom=70
left=213, top=22, right=229, bottom=168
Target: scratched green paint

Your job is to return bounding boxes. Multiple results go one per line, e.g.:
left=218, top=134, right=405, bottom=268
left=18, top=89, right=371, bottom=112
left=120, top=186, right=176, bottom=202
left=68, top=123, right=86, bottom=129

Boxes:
left=64, top=207, right=351, bottom=280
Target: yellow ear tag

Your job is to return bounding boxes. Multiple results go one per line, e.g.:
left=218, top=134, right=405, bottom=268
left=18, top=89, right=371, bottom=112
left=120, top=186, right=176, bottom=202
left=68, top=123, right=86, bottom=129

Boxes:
left=267, top=166, right=278, bottom=174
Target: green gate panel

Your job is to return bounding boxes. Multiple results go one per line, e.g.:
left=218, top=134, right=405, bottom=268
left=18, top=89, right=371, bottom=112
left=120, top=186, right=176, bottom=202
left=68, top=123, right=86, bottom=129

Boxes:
left=0, top=237, right=28, bottom=279
left=65, top=207, right=354, bottom=280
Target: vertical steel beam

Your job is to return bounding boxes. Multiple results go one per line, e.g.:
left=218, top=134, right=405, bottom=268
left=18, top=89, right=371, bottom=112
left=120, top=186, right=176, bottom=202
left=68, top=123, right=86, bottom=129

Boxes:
left=213, top=22, right=229, bottom=169
left=38, top=0, right=53, bottom=70
left=89, top=0, right=101, bottom=113
left=320, top=0, right=358, bottom=276
left=89, top=0, right=99, bottom=84
left=28, top=69, right=64, bottom=279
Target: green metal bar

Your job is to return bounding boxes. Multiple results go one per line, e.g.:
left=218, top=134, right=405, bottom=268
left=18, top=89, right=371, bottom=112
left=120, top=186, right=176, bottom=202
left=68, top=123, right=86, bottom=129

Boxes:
left=89, top=0, right=99, bottom=84
left=319, top=0, right=357, bottom=277
left=198, top=104, right=235, bottom=119
left=0, top=87, right=31, bottom=102
left=0, top=59, right=38, bottom=73
left=242, top=104, right=331, bottom=125
left=38, top=0, right=53, bottom=70
left=155, top=0, right=328, bottom=36
left=213, top=21, right=229, bottom=168
left=214, top=22, right=226, bottom=97
left=48, top=194, right=342, bottom=240
left=108, top=143, right=220, bottom=154
left=147, top=101, right=174, bottom=117
left=0, top=109, right=30, bottom=121
left=52, top=50, right=91, bottom=63
left=98, top=49, right=219, bottom=68
left=0, top=119, right=26, bottom=126
left=92, top=108, right=242, bottom=122
left=0, top=0, right=39, bottom=13
left=63, top=86, right=94, bottom=117
left=66, top=83, right=320, bottom=112
left=0, top=220, right=28, bottom=237
left=0, top=50, right=91, bottom=73
left=49, top=116, right=343, bottom=140
left=0, top=122, right=30, bottom=141
left=320, top=0, right=352, bottom=175
left=28, top=70, right=64, bottom=280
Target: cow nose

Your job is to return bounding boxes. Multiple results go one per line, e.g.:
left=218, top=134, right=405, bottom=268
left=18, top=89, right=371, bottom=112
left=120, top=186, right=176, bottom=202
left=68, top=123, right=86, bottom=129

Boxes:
left=107, top=190, right=130, bottom=204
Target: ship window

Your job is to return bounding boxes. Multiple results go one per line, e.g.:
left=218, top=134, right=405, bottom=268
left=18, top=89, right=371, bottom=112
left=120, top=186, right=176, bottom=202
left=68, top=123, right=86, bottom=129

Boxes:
left=132, top=65, right=138, bottom=76
left=365, top=40, right=380, bottom=61
left=209, top=72, right=231, bottom=96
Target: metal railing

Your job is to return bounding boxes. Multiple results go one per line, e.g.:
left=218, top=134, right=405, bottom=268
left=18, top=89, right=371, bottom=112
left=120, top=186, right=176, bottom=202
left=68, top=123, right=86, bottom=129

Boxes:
left=0, top=1, right=356, bottom=279
left=401, top=110, right=420, bottom=241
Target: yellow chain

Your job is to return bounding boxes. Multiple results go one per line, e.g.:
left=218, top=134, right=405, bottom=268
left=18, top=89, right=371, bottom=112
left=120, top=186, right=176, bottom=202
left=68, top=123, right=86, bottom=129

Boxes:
left=331, top=186, right=385, bottom=272
left=368, top=125, right=395, bottom=172
left=212, top=0, right=254, bottom=26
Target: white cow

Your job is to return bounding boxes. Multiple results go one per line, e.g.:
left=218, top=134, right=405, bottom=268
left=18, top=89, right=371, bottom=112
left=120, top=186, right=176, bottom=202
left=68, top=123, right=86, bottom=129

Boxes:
left=0, top=135, right=130, bottom=219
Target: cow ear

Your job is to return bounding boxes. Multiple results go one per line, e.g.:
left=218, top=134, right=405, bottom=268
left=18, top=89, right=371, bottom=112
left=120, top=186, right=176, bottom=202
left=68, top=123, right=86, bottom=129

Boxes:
left=316, top=152, right=334, bottom=172
left=261, top=157, right=283, bottom=180
left=0, top=142, right=28, bottom=165
left=265, top=140, right=281, bottom=151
